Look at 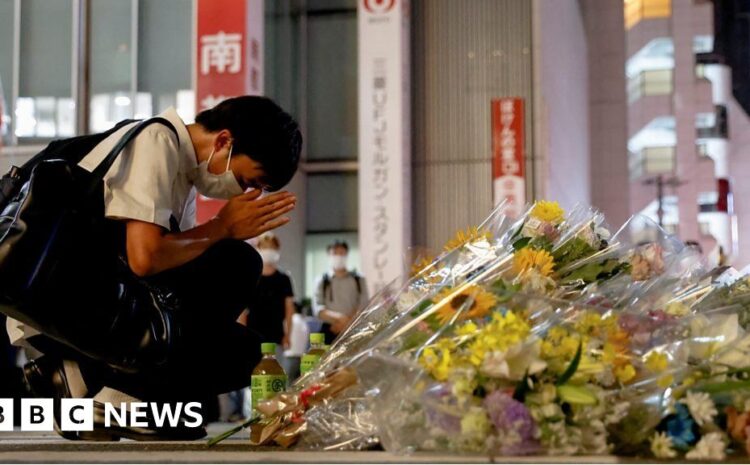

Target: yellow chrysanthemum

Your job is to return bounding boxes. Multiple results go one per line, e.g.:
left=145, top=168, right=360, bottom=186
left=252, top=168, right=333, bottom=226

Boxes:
left=513, top=248, right=555, bottom=277
left=615, top=364, right=636, bottom=384
left=465, top=311, right=531, bottom=367
left=443, top=227, right=492, bottom=252
left=455, top=321, right=479, bottom=336
left=433, top=285, right=498, bottom=324
left=530, top=200, right=565, bottom=224
left=419, top=338, right=456, bottom=381
left=645, top=351, right=668, bottom=372
left=657, top=375, right=674, bottom=389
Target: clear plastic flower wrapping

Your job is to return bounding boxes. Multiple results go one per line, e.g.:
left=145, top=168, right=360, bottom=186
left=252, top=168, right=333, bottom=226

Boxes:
left=249, top=200, right=750, bottom=457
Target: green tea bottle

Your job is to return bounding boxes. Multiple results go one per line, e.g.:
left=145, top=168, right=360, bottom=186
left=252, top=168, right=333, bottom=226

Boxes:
left=250, top=343, right=287, bottom=416
left=300, top=333, right=326, bottom=375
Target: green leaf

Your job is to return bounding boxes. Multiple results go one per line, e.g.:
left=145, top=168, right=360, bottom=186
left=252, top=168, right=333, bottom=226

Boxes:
left=695, top=379, right=750, bottom=394
left=410, top=299, right=434, bottom=317
left=513, top=372, right=531, bottom=402
left=557, top=384, right=598, bottom=405
left=553, top=237, right=595, bottom=270
left=512, top=237, right=531, bottom=251
left=529, top=236, right=554, bottom=252
left=400, top=330, right=432, bottom=353
left=556, top=340, right=583, bottom=386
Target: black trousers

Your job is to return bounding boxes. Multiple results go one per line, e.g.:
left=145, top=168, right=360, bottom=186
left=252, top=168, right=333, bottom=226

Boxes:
left=30, top=239, right=264, bottom=402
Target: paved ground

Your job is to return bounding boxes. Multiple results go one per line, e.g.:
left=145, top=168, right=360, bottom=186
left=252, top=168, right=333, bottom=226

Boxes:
left=0, top=423, right=632, bottom=464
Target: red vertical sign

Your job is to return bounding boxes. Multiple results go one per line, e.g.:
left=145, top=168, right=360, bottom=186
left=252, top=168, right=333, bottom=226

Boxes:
left=195, top=0, right=247, bottom=225
left=491, top=98, right=525, bottom=217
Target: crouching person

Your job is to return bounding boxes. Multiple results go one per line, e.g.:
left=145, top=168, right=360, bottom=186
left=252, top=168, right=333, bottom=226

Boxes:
left=7, top=96, right=301, bottom=440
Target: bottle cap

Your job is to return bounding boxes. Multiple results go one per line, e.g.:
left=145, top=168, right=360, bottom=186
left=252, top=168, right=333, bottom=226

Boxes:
left=310, top=333, right=325, bottom=344
left=261, top=342, right=276, bottom=354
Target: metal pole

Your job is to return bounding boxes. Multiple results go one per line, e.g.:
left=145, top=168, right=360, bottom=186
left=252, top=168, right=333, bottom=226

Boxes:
left=72, top=0, right=90, bottom=135
left=130, top=0, right=139, bottom=118
left=11, top=0, right=21, bottom=144
left=656, top=175, right=664, bottom=227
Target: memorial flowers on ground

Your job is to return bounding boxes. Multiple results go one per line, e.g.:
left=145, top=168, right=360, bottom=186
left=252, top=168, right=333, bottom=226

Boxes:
left=209, top=199, right=750, bottom=459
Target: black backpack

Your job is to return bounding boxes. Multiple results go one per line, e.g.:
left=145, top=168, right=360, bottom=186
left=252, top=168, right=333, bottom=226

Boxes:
left=0, top=119, right=139, bottom=210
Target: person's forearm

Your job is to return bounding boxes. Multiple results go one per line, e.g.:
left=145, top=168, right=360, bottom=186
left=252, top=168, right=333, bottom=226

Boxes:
left=284, top=299, right=294, bottom=336
left=319, top=309, right=347, bottom=324
left=131, top=218, right=228, bottom=276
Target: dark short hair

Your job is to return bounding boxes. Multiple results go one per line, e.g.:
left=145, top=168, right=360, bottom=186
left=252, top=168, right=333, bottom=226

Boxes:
left=195, top=96, right=302, bottom=191
left=327, top=240, right=349, bottom=253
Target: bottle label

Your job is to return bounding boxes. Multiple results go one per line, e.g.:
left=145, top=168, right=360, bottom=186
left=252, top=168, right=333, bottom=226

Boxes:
left=251, top=374, right=287, bottom=414
left=300, top=353, right=322, bottom=375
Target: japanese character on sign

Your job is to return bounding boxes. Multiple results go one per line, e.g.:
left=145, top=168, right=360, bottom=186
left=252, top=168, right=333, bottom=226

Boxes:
left=200, top=31, right=242, bottom=75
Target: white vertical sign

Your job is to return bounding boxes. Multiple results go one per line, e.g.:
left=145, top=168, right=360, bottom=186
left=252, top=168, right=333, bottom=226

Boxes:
left=246, top=0, right=264, bottom=96
left=358, top=0, right=411, bottom=292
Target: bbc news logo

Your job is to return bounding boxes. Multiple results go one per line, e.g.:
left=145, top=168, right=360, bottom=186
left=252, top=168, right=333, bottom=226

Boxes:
left=0, top=399, right=203, bottom=431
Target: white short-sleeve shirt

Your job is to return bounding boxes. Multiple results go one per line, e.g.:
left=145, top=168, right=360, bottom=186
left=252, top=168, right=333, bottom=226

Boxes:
left=7, top=107, right=199, bottom=347
left=77, top=107, right=198, bottom=231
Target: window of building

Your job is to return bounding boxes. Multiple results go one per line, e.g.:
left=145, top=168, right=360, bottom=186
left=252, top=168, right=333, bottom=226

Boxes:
left=627, top=69, right=673, bottom=103
left=306, top=172, right=359, bottom=232
left=628, top=116, right=676, bottom=153
left=626, top=38, right=674, bottom=103
left=698, top=191, right=718, bottom=213
left=1, top=0, right=193, bottom=146
left=16, top=0, right=75, bottom=142
left=693, top=35, right=714, bottom=54
left=629, top=146, right=675, bottom=180
left=306, top=2, right=357, bottom=161
left=624, top=0, right=672, bottom=30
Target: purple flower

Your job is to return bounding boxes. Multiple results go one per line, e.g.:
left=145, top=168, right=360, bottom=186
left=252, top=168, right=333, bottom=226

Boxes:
left=483, top=390, right=540, bottom=455
left=422, top=383, right=461, bottom=433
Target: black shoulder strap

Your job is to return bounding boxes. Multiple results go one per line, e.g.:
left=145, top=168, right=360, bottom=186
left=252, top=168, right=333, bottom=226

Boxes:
left=86, top=117, right=177, bottom=196
left=352, top=272, right=362, bottom=296
left=322, top=273, right=332, bottom=303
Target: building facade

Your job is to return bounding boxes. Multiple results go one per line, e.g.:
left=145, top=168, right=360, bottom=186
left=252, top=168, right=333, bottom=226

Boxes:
left=2, top=0, right=749, bottom=305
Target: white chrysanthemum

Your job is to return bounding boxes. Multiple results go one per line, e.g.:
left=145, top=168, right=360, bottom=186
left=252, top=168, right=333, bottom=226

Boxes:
left=685, top=432, right=726, bottom=461
left=650, top=432, right=677, bottom=459
left=684, top=391, right=717, bottom=426
left=595, top=226, right=611, bottom=240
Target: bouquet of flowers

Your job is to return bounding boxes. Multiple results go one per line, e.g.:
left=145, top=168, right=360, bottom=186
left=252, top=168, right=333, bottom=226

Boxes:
left=210, top=200, right=750, bottom=459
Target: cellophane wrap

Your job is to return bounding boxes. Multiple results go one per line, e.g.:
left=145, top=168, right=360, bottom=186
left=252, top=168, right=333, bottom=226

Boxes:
left=251, top=200, right=750, bottom=460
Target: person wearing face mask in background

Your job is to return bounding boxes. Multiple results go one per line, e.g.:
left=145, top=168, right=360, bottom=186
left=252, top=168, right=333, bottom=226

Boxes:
left=313, top=240, right=369, bottom=345
left=243, top=233, right=295, bottom=366
left=7, top=96, right=301, bottom=440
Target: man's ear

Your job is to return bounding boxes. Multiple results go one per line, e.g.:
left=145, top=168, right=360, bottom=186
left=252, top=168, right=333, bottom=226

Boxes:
left=213, top=129, right=233, bottom=152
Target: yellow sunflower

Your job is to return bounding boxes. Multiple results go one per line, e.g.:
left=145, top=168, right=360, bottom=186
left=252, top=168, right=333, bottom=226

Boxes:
left=443, top=227, right=492, bottom=252
left=512, top=248, right=555, bottom=277
left=530, top=200, right=565, bottom=224
left=433, top=284, right=498, bottom=324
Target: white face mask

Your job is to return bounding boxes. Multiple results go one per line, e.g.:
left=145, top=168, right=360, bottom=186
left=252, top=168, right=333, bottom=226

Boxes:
left=330, top=255, right=348, bottom=271
left=190, top=144, right=245, bottom=199
left=259, top=249, right=280, bottom=266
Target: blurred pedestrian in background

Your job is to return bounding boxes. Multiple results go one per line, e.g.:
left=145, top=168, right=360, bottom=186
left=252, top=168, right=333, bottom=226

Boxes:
left=245, top=233, right=295, bottom=358
left=313, top=240, right=368, bottom=345
left=283, top=302, right=310, bottom=380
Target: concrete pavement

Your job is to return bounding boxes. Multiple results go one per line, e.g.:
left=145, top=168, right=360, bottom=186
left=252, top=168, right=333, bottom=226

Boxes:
left=0, top=423, right=645, bottom=463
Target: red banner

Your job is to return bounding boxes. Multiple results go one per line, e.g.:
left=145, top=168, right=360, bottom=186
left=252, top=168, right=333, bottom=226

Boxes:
left=194, top=0, right=264, bottom=225
left=491, top=98, right=525, bottom=217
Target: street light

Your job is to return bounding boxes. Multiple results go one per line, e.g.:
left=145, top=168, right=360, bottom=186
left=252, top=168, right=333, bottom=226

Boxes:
left=642, top=175, right=684, bottom=227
